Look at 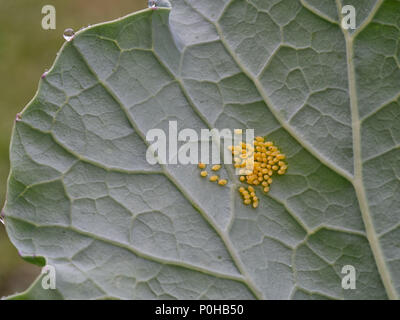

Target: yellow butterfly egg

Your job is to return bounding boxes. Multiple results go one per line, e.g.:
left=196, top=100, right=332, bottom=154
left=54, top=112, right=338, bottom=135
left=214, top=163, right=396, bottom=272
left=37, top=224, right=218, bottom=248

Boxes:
left=229, top=136, right=287, bottom=209
left=218, top=179, right=228, bottom=186
left=209, top=175, right=219, bottom=182
left=212, top=164, right=221, bottom=171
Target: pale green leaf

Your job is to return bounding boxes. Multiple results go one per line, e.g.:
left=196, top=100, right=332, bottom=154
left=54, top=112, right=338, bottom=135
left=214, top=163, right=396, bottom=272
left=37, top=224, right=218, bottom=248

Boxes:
left=3, top=0, right=400, bottom=300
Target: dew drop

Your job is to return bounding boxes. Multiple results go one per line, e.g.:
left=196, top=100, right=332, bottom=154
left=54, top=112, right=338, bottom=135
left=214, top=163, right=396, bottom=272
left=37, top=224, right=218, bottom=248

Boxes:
left=63, top=28, right=75, bottom=41
left=0, top=210, right=4, bottom=225
left=148, top=0, right=157, bottom=9
left=15, top=113, right=22, bottom=122
left=148, top=0, right=171, bottom=9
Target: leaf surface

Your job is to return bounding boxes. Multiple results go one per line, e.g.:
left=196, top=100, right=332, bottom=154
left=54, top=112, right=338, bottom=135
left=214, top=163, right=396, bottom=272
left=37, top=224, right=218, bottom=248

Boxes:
left=3, top=0, right=400, bottom=299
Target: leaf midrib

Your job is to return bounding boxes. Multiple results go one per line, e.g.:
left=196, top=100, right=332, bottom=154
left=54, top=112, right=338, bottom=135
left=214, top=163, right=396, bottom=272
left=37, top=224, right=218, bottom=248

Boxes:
left=335, top=0, right=398, bottom=300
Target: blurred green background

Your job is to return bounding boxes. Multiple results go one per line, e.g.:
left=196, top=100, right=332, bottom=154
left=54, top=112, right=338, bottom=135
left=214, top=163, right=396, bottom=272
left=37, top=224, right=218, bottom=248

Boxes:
left=0, top=0, right=145, bottom=298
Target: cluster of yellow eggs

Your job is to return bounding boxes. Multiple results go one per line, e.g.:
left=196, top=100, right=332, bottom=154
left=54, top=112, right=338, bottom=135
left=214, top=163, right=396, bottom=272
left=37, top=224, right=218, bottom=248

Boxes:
left=239, top=186, right=259, bottom=208
left=198, top=163, right=228, bottom=186
left=229, top=135, right=287, bottom=208
left=197, top=133, right=287, bottom=209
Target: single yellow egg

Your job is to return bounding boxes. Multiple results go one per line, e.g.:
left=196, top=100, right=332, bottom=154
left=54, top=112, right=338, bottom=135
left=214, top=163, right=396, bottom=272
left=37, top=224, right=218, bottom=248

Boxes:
left=210, top=175, right=219, bottom=182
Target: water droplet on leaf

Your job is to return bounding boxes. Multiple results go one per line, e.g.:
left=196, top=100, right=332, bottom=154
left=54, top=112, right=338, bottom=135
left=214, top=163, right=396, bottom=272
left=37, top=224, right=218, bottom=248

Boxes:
left=148, top=0, right=157, bottom=8
left=15, top=113, right=22, bottom=122
left=148, top=0, right=171, bottom=9
left=63, top=28, right=75, bottom=41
